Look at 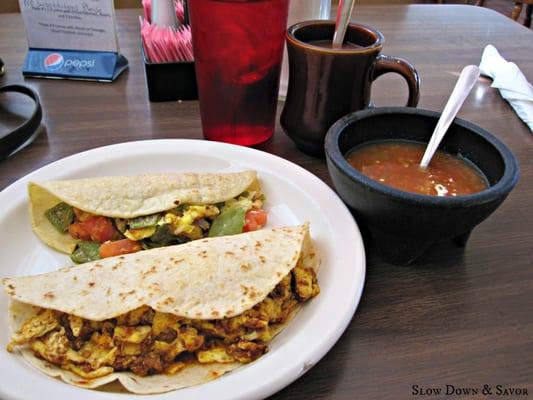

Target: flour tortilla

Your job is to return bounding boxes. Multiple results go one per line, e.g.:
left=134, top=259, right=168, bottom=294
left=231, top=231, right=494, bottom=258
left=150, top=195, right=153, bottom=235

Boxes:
left=28, top=171, right=257, bottom=254
left=3, top=225, right=319, bottom=394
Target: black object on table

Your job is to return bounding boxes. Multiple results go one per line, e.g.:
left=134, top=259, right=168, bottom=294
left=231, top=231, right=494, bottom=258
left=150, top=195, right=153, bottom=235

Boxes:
left=0, top=85, right=43, bottom=160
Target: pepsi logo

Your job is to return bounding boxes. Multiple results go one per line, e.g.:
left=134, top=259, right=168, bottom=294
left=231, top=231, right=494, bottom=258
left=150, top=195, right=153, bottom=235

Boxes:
left=44, top=53, right=64, bottom=71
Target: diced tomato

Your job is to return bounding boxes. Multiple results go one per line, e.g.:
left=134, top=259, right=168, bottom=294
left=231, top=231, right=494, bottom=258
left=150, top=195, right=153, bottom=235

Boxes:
left=68, top=216, right=117, bottom=243
left=99, top=239, right=142, bottom=259
left=243, top=209, right=268, bottom=232
left=68, top=222, right=91, bottom=241
left=86, top=216, right=117, bottom=243
left=73, top=207, right=93, bottom=222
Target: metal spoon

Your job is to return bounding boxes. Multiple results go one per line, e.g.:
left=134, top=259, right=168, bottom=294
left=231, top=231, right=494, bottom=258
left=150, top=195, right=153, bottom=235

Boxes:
left=332, top=0, right=356, bottom=48
left=419, top=65, right=480, bottom=169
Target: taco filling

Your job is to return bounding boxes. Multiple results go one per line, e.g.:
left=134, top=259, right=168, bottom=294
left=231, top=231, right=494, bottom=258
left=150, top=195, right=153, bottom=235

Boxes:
left=7, top=265, right=318, bottom=379
left=32, top=172, right=266, bottom=263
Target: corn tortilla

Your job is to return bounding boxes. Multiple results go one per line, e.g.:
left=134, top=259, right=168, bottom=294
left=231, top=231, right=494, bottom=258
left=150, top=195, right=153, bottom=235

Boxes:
left=28, top=171, right=257, bottom=254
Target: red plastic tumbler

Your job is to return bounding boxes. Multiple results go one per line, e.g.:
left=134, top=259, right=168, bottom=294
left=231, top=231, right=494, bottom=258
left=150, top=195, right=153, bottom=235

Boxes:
left=188, top=0, right=289, bottom=146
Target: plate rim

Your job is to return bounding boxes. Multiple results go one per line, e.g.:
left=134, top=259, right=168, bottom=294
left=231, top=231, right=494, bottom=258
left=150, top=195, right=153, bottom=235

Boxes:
left=0, top=139, right=366, bottom=400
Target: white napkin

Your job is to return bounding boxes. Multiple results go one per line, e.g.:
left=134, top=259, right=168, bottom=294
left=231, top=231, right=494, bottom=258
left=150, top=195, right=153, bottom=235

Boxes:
left=479, top=45, right=533, bottom=133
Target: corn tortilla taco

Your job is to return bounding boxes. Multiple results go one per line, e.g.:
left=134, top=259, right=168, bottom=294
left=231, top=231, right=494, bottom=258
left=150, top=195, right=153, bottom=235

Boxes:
left=3, top=225, right=319, bottom=394
left=29, top=171, right=268, bottom=263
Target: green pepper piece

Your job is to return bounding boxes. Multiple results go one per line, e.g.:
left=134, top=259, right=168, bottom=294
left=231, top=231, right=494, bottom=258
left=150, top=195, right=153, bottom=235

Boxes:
left=128, top=214, right=161, bottom=229
left=71, top=241, right=100, bottom=264
left=149, top=224, right=180, bottom=246
left=44, top=202, right=75, bottom=233
left=208, top=207, right=246, bottom=237
left=175, top=204, right=189, bottom=213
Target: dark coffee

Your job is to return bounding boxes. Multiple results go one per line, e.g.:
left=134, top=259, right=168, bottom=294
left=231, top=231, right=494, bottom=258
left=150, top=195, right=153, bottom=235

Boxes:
left=307, top=40, right=363, bottom=49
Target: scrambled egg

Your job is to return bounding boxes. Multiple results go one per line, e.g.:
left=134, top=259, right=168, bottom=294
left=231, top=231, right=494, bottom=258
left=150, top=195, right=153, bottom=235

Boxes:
left=114, top=326, right=151, bottom=343
left=197, top=346, right=235, bottom=364
left=152, top=311, right=180, bottom=335
left=180, top=327, right=204, bottom=352
left=224, top=189, right=264, bottom=213
left=30, top=328, right=70, bottom=364
left=124, top=226, right=157, bottom=241
left=165, top=361, right=186, bottom=375
left=8, top=309, right=58, bottom=350
left=292, top=264, right=320, bottom=301
left=31, top=328, right=118, bottom=377
left=79, top=332, right=117, bottom=369
left=164, top=205, right=219, bottom=240
left=65, top=364, right=114, bottom=379
left=68, top=315, right=83, bottom=337
left=116, top=305, right=153, bottom=326
left=153, top=339, right=185, bottom=361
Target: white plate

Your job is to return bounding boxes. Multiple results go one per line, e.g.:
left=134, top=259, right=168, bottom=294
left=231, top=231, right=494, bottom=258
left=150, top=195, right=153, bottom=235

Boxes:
left=0, top=139, right=365, bottom=400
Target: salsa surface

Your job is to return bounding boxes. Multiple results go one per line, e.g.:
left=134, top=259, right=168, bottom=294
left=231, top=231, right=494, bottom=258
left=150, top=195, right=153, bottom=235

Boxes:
left=345, top=141, right=488, bottom=196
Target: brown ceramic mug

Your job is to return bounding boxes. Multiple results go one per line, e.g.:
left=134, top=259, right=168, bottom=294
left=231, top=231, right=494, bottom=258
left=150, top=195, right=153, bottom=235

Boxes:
left=280, top=20, right=420, bottom=156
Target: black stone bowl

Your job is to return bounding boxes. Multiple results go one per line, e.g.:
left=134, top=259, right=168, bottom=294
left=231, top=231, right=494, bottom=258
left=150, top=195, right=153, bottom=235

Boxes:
left=325, top=107, right=520, bottom=265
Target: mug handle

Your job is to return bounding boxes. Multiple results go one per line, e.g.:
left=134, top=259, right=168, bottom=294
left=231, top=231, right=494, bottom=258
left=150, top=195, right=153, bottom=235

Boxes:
left=372, top=55, right=420, bottom=107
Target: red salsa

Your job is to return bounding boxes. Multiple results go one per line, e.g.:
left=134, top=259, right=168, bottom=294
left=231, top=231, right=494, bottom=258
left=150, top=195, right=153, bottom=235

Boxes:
left=345, top=141, right=488, bottom=196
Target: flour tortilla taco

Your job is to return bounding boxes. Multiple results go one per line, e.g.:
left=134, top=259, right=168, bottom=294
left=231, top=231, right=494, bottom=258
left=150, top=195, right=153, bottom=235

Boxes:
left=29, top=171, right=268, bottom=263
left=3, top=225, right=319, bottom=394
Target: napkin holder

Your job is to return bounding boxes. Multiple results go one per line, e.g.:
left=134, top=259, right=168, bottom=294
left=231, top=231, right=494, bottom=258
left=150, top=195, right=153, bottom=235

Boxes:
left=142, top=44, right=198, bottom=102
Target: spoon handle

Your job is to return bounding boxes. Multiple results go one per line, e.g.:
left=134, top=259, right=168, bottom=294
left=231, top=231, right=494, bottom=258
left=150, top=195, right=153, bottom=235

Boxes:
left=420, top=65, right=480, bottom=169
left=332, top=0, right=355, bottom=47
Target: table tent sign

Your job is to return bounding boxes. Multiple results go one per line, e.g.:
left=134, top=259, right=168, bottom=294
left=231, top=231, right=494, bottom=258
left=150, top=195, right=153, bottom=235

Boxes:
left=18, top=0, right=128, bottom=82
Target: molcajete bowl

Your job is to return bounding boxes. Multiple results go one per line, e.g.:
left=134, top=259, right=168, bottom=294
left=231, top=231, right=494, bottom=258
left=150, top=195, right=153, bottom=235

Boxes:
left=324, top=107, right=520, bottom=265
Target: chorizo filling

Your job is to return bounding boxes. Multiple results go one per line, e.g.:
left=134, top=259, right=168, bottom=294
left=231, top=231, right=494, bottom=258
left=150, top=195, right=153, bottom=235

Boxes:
left=7, top=265, right=319, bottom=379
